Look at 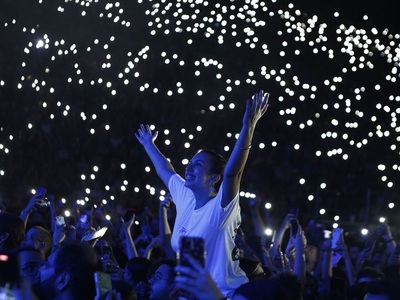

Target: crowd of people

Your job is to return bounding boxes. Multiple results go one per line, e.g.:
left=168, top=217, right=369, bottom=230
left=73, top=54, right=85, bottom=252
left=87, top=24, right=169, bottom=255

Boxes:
left=2, top=186, right=400, bottom=300
left=1, top=90, right=400, bottom=300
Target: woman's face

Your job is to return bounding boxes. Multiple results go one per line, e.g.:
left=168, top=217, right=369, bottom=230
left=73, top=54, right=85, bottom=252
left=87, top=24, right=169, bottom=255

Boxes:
left=184, top=151, right=214, bottom=190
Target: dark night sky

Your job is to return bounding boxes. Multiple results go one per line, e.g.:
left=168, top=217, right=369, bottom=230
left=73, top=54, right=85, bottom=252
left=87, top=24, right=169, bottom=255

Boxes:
left=1, top=0, right=399, bottom=230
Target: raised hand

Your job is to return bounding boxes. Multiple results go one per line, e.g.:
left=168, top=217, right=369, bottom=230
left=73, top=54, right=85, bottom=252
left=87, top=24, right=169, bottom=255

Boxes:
left=24, top=191, right=46, bottom=213
left=120, top=214, right=135, bottom=233
left=135, top=124, right=158, bottom=146
left=160, top=194, right=173, bottom=209
left=242, top=90, right=269, bottom=127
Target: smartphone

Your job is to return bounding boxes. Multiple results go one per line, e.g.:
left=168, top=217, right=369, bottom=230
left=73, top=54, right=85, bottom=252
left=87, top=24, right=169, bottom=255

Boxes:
left=324, top=230, right=332, bottom=239
left=331, top=228, right=343, bottom=267
left=81, top=227, right=108, bottom=242
left=36, top=187, right=46, bottom=200
left=178, top=236, right=206, bottom=268
left=55, top=216, right=65, bottom=226
left=94, top=271, right=112, bottom=297
left=100, top=245, right=119, bottom=273
left=331, top=228, right=343, bottom=250
left=80, top=214, right=88, bottom=224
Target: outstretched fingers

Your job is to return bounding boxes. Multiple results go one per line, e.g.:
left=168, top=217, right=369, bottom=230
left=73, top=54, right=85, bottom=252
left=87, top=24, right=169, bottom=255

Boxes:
left=252, top=89, right=269, bottom=114
left=261, top=91, right=270, bottom=113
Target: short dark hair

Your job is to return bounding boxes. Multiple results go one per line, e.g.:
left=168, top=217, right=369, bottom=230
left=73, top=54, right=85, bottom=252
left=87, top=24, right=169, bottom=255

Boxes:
left=233, top=278, right=291, bottom=300
left=0, top=212, right=25, bottom=251
left=54, top=241, right=101, bottom=299
left=147, top=258, right=177, bottom=282
left=125, top=257, right=153, bottom=283
left=356, top=267, right=385, bottom=283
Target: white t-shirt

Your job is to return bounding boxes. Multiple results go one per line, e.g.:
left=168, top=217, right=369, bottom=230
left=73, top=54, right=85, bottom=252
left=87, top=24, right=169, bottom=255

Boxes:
left=169, top=174, right=248, bottom=298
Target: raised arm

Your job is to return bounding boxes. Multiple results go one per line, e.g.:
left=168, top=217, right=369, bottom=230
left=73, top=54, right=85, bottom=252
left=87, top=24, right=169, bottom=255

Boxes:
left=292, top=227, right=307, bottom=283
left=120, top=215, right=139, bottom=259
left=135, top=124, right=176, bottom=187
left=222, top=90, right=269, bottom=207
left=249, top=197, right=266, bottom=237
left=159, top=194, right=176, bottom=259
left=20, top=190, right=47, bottom=229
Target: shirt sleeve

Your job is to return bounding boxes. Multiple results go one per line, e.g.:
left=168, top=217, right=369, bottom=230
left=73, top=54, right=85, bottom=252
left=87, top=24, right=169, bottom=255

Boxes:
left=168, top=174, right=194, bottom=208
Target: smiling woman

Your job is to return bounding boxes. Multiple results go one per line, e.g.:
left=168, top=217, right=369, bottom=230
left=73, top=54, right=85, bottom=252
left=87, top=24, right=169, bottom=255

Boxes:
left=135, top=89, right=270, bottom=298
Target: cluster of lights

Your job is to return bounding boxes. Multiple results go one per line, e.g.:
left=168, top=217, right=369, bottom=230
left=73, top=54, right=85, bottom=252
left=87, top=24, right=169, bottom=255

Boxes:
left=1, top=0, right=399, bottom=230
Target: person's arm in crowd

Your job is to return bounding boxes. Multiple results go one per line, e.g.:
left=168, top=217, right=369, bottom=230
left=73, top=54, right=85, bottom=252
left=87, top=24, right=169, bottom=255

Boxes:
left=142, top=236, right=162, bottom=260
left=336, top=236, right=355, bottom=286
left=47, top=194, right=57, bottom=233
left=51, top=222, right=66, bottom=254
left=221, top=90, right=269, bottom=208
left=249, top=197, right=266, bottom=237
left=72, top=201, right=81, bottom=227
left=159, top=194, right=176, bottom=259
left=260, top=236, right=273, bottom=271
left=175, top=254, right=224, bottom=300
left=292, top=227, right=307, bottom=283
left=377, top=222, right=397, bottom=254
left=135, top=124, right=177, bottom=188
left=120, top=215, right=138, bottom=259
left=387, top=246, right=400, bottom=265
left=19, top=190, right=46, bottom=228
left=269, top=212, right=293, bottom=259
left=318, top=239, right=333, bottom=298
left=235, top=227, right=261, bottom=261
left=355, top=240, right=375, bottom=271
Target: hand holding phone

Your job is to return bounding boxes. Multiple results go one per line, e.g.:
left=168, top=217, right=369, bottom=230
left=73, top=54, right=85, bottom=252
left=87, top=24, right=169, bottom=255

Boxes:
left=100, top=245, right=119, bottom=273
left=178, top=236, right=206, bottom=268
left=94, top=271, right=112, bottom=297
left=81, top=227, right=108, bottom=242
left=35, top=187, right=46, bottom=200
left=35, top=187, right=50, bottom=207
left=55, top=216, right=65, bottom=226
left=331, top=228, right=344, bottom=267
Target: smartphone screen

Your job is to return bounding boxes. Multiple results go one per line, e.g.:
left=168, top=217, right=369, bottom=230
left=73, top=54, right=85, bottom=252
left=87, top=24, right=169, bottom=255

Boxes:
left=80, top=214, right=88, bottom=224
left=55, top=216, right=65, bottom=226
left=94, top=271, right=112, bottom=297
left=331, top=228, right=343, bottom=249
left=178, top=236, right=206, bottom=268
left=331, top=228, right=343, bottom=267
left=81, top=227, right=108, bottom=242
left=324, top=230, right=332, bottom=239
